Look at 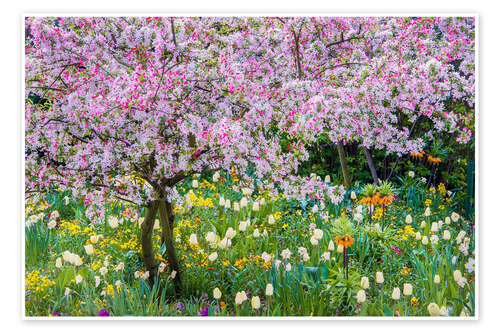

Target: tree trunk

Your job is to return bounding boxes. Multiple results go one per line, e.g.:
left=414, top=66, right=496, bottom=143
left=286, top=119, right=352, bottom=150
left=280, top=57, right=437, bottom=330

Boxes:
left=336, top=142, right=352, bottom=188
left=362, top=146, right=379, bottom=184
left=158, top=200, right=182, bottom=295
left=140, top=200, right=160, bottom=287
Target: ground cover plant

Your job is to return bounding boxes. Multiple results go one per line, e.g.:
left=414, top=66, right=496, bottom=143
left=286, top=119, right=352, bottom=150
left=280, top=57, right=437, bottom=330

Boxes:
left=24, top=16, right=475, bottom=317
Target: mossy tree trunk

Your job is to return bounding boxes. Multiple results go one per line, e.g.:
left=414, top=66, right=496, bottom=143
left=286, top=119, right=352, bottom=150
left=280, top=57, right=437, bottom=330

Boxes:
left=158, top=200, right=182, bottom=295
left=140, top=200, right=160, bottom=287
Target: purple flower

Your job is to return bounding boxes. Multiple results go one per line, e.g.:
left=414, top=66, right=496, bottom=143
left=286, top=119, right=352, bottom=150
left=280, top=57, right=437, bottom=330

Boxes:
left=200, top=305, right=210, bottom=316
left=52, top=311, right=61, bottom=316
left=98, top=309, right=110, bottom=316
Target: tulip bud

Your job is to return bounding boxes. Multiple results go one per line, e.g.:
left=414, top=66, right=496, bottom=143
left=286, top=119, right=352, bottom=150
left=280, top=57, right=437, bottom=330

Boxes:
left=356, top=289, right=366, bottom=303
left=265, top=283, right=274, bottom=296
left=443, top=230, right=451, bottom=240
left=391, top=287, right=401, bottom=300
left=424, top=207, right=431, bottom=217
left=445, top=217, right=451, bottom=225
left=240, top=197, right=248, bottom=208
left=213, top=287, right=222, bottom=300
left=403, top=283, right=413, bottom=296
left=55, top=257, right=62, bottom=268
left=253, top=228, right=260, bottom=237
left=453, top=270, right=462, bottom=282
left=420, top=221, right=426, bottom=228
left=233, top=202, right=240, bottom=211
left=251, top=296, right=261, bottom=309
left=427, top=303, right=440, bottom=316
left=252, top=202, right=260, bottom=212
left=189, top=234, right=198, bottom=245
left=328, top=240, right=335, bottom=251
left=219, top=197, right=225, bottom=206
left=285, top=263, right=292, bottom=271
left=376, top=272, right=384, bottom=284
left=405, top=215, right=412, bottom=224
left=415, top=231, right=422, bottom=241
left=360, top=276, right=369, bottom=290
left=225, top=227, right=236, bottom=240
left=192, top=179, right=199, bottom=188
left=350, top=192, right=357, bottom=200
left=434, top=275, right=440, bottom=284
left=337, top=244, right=344, bottom=253
left=268, top=214, right=275, bottom=225
left=422, top=236, right=429, bottom=245
left=208, top=252, right=218, bottom=262
left=310, top=237, right=318, bottom=246
left=325, top=175, right=331, bottom=183
left=225, top=199, right=231, bottom=209
left=312, top=228, right=323, bottom=240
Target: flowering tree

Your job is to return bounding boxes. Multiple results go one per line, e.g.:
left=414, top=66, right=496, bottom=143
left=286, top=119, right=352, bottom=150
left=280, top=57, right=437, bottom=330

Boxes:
left=25, top=17, right=346, bottom=292
left=259, top=17, right=475, bottom=184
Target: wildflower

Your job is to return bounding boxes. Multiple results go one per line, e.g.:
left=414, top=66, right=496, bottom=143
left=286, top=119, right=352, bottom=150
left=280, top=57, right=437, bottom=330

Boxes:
left=47, top=220, right=57, bottom=229
left=108, top=216, right=119, bottom=229
left=266, top=283, right=274, bottom=296
left=225, top=199, right=231, bottom=209
left=99, top=267, right=108, bottom=276
left=253, top=228, right=260, bottom=237
left=312, top=205, right=319, bottom=214
left=64, top=287, right=71, bottom=296
left=285, top=263, right=292, bottom=271
left=356, top=289, right=366, bottom=303
left=465, top=257, right=475, bottom=273
left=451, top=212, right=460, bottom=222
left=268, top=215, right=275, bottom=225
left=98, top=309, right=110, bottom=317
left=439, top=306, right=449, bottom=316
left=431, top=222, right=438, bottom=233
left=213, top=287, right=222, bottom=300
left=411, top=297, right=419, bottom=305
left=310, top=237, right=318, bottom=246
left=403, top=283, right=413, bottom=296
left=192, top=179, right=199, bottom=188
left=90, top=235, right=100, bottom=244
left=251, top=296, right=261, bottom=309
left=115, top=280, right=122, bottom=289
left=273, top=260, right=281, bottom=269
left=218, top=197, right=225, bottom=207
left=233, top=202, right=240, bottom=211
left=252, top=202, right=260, bottom=212
left=420, top=221, right=426, bottom=228
left=225, top=228, right=236, bottom=240
left=456, top=230, right=466, bottom=244
left=334, top=234, right=354, bottom=248
left=350, top=191, right=357, bottom=200
left=63, top=196, right=70, bottom=205
left=405, top=215, right=412, bottom=224
left=84, top=244, right=94, bottom=256
left=422, top=236, right=429, bottom=245
left=141, top=271, right=150, bottom=280
left=337, top=244, right=344, bottom=253
left=189, top=234, right=198, bottom=245
left=325, top=175, right=331, bottom=183
left=415, top=232, right=422, bottom=241
left=75, top=275, right=83, bottom=284
left=360, top=276, right=369, bottom=289
left=408, top=171, right=415, bottom=178
left=427, top=303, right=440, bottom=316
left=159, top=262, right=167, bottom=273
left=235, top=291, right=247, bottom=305
left=421, top=177, right=427, bottom=183
left=328, top=240, right=335, bottom=251
left=434, top=275, right=440, bottom=284
left=240, top=197, right=248, bottom=208
left=208, top=252, right=218, bottom=262
left=134, top=271, right=141, bottom=279
left=376, top=272, right=384, bottom=284
left=95, top=276, right=100, bottom=287
left=55, top=257, right=62, bottom=269
left=212, top=171, right=220, bottom=182
left=114, top=262, right=125, bottom=271
left=445, top=217, right=451, bottom=225
left=391, top=287, right=401, bottom=300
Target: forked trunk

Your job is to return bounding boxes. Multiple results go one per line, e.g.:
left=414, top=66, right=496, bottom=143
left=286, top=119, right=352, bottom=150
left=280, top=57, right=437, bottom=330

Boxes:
left=158, top=200, right=182, bottom=295
left=140, top=200, right=160, bottom=287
